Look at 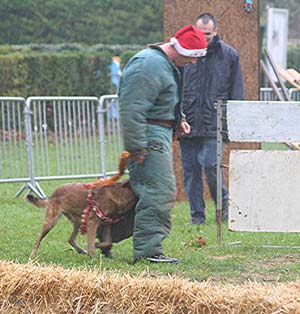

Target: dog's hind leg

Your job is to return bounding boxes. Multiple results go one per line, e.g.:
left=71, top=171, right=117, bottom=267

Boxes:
left=68, top=223, right=87, bottom=255
left=87, top=219, right=99, bottom=257
left=30, top=213, right=62, bottom=259
left=95, top=224, right=113, bottom=257
left=95, top=224, right=112, bottom=248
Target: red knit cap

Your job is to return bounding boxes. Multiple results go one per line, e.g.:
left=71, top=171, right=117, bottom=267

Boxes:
left=170, top=24, right=207, bottom=57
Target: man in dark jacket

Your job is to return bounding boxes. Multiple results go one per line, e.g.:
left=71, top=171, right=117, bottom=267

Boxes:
left=119, top=25, right=207, bottom=263
left=179, top=13, right=244, bottom=225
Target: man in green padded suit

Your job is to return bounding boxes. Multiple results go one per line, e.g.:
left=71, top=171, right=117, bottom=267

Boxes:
left=119, top=25, right=207, bottom=263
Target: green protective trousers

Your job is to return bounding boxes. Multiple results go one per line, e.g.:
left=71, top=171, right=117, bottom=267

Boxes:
left=127, top=125, right=177, bottom=260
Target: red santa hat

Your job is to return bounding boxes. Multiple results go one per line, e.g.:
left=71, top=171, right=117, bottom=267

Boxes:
left=170, top=24, right=207, bottom=57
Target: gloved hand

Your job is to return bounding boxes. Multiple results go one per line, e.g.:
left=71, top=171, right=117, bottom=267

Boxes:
left=131, top=148, right=148, bottom=164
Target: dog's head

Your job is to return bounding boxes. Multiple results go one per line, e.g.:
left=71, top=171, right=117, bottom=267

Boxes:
left=91, top=179, right=138, bottom=218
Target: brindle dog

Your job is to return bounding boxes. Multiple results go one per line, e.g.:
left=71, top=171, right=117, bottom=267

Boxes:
left=27, top=180, right=137, bottom=259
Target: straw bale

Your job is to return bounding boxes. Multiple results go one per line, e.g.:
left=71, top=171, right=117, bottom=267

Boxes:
left=1, top=260, right=300, bottom=313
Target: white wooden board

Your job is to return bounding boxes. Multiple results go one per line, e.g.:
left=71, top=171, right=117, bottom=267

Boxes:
left=266, top=8, right=289, bottom=82
left=227, top=101, right=300, bottom=142
left=229, top=150, right=300, bottom=232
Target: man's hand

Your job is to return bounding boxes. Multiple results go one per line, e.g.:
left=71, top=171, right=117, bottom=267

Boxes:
left=180, top=121, right=191, bottom=134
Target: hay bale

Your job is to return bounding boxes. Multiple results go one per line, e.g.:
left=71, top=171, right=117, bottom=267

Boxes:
left=1, top=260, right=300, bottom=313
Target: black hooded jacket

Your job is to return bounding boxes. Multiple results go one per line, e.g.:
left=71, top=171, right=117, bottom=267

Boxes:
left=181, top=35, right=244, bottom=138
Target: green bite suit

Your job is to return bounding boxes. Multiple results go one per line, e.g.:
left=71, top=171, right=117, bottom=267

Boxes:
left=119, top=46, right=181, bottom=260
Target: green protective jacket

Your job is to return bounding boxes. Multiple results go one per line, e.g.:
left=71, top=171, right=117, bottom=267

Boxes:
left=118, top=46, right=181, bottom=259
left=119, top=46, right=181, bottom=152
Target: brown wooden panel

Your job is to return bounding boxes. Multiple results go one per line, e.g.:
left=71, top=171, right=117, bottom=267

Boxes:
left=165, top=0, right=261, bottom=200
left=163, top=0, right=260, bottom=100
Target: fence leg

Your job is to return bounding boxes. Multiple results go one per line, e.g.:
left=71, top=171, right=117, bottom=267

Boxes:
left=15, top=184, right=27, bottom=198
left=98, top=97, right=108, bottom=178
left=15, top=182, right=47, bottom=198
left=17, top=101, right=47, bottom=198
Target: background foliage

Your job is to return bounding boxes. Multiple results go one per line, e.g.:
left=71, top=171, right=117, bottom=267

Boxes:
left=0, top=0, right=299, bottom=97
left=0, top=0, right=163, bottom=45
left=0, top=45, right=140, bottom=97
left=0, top=0, right=298, bottom=45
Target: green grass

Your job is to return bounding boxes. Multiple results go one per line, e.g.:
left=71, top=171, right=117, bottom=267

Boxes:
left=261, top=142, right=289, bottom=150
left=1, top=181, right=300, bottom=284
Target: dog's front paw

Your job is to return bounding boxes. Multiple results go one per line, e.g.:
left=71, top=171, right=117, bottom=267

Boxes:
left=77, top=248, right=88, bottom=255
left=101, top=249, right=113, bottom=258
left=96, top=243, right=113, bottom=258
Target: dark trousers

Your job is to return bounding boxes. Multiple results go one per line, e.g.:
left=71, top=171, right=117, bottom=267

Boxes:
left=179, top=137, right=228, bottom=223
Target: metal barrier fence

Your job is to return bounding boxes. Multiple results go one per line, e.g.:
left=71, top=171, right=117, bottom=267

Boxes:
left=0, top=97, right=28, bottom=183
left=260, top=87, right=300, bottom=101
left=260, top=87, right=280, bottom=100
left=0, top=95, right=122, bottom=197
left=99, top=95, right=123, bottom=177
left=289, top=88, right=300, bottom=101
left=2, top=90, right=299, bottom=197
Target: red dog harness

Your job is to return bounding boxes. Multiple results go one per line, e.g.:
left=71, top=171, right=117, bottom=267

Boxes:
left=80, top=192, right=124, bottom=235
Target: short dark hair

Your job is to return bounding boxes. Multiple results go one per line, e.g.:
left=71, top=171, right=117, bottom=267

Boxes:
left=195, top=12, right=217, bottom=28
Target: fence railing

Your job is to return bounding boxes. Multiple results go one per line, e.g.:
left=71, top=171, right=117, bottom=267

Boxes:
left=260, top=87, right=300, bottom=101
left=0, top=97, right=28, bottom=183
left=289, top=88, right=300, bottom=101
left=2, top=89, right=300, bottom=197
left=0, top=95, right=122, bottom=197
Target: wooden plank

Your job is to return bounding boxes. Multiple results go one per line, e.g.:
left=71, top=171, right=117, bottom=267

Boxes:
left=278, top=68, right=300, bottom=90
left=229, top=150, right=300, bottom=232
left=260, top=60, right=284, bottom=101
left=287, top=68, right=300, bottom=82
left=286, top=142, right=300, bottom=150
left=227, top=101, right=300, bottom=142
left=265, top=49, right=291, bottom=101
left=278, top=68, right=297, bottom=83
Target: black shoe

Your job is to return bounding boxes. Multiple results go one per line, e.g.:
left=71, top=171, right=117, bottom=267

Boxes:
left=145, top=254, right=178, bottom=264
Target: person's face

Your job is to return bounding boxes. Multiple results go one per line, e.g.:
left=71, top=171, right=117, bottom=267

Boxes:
left=195, top=19, right=217, bottom=46
left=173, top=55, right=198, bottom=67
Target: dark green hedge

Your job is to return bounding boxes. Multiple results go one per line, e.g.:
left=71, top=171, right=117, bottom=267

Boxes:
left=0, top=51, right=111, bottom=97
left=287, top=45, right=300, bottom=71
left=1, top=44, right=298, bottom=98
left=0, top=45, right=143, bottom=97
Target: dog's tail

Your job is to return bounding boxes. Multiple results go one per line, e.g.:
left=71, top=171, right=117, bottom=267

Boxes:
left=27, top=194, right=49, bottom=208
left=84, top=151, right=131, bottom=189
